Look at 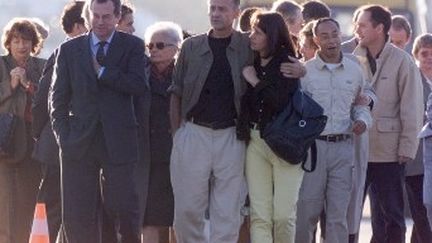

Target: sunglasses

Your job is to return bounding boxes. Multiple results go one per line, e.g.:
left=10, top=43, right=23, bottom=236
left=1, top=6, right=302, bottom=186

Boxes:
left=147, top=42, right=176, bottom=50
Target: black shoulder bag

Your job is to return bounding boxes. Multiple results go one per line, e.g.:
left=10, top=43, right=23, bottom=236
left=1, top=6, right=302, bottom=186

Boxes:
left=0, top=95, right=18, bottom=159
left=0, top=56, right=18, bottom=159
left=262, top=89, right=327, bottom=172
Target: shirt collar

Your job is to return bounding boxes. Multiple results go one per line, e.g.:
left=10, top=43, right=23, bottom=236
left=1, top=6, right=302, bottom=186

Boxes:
left=366, top=46, right=384, bottom=60
left=90, top=30, right=115, bottom=47
left=354, top=38, right=391, bottom=59
left=314, top=52, right=345, bottom=70
left=425, top=75, right=432, bottom=87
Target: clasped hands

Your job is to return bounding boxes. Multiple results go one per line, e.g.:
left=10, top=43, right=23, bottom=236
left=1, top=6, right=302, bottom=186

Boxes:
left=10, top=67, right=30, bottom=90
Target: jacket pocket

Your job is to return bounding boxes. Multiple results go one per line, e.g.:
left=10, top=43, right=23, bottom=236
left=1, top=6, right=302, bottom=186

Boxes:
left=372, top=118, right=401, bottom=159
left=376, top=118, right=401, bottom=132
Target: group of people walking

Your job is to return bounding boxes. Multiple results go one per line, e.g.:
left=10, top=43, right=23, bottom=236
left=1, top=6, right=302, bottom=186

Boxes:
left=0, top=0, right=432, bottom=243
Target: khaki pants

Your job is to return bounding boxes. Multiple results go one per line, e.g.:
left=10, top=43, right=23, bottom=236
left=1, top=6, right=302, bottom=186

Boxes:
left=347, top=133, right=369, bottom=235
left=296, top=138, right=354, bottom=243
left=170, top=122, right=245, bottom=243
left=246, top=130, right=304, bottom=243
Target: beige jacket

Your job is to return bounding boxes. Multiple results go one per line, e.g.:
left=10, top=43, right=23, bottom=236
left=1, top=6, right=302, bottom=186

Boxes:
left=353, top=43, right=424, bottom=162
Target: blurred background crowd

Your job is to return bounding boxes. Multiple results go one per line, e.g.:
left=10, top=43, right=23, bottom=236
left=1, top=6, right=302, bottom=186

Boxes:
left=0, top=0, right=431, bottom=58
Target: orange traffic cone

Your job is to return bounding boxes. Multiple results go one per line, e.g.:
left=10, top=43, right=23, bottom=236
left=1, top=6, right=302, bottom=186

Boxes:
left=28, top=203, right=50, bottom=243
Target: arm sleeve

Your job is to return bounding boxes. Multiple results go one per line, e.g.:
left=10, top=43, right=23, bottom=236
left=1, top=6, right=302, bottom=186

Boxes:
left=168, top=40, right=189, bottom=97
left=398, top=59, right=424, bottom=159
left=352, top=73, right=373, bottom=128
left=98, top=38, right=148, bottom=96
left=49, top=46, right=71, bottom=146
left=32, top=52, right=56, bottom=138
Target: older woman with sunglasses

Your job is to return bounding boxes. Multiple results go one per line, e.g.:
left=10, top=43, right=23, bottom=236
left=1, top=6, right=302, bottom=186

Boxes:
left=138, top=21, right=183, bottom=243
left=0, top=17, right=46, bottom=243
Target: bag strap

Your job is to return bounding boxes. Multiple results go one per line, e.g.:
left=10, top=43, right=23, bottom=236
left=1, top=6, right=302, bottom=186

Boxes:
left=302, top=141, right=317, bottom=172
left=296, top=88, right=306, bottom=117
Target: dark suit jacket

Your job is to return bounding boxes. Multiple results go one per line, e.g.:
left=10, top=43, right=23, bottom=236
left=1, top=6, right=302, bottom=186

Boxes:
left=132, top=62, right=151, bottom=217
left=32, top=51, right=59, bottom=165
left=33, top=51, right=56, bottom=138
left=133, top=61, right=151, bottom=165
left=49, top=31, right=147, bottom=164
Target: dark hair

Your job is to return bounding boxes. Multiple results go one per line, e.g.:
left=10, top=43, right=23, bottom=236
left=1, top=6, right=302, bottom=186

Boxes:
left=61, top=1, right=85, bottom=34
left=251, top=12, right=296, bottom=58
left=2, top=18, right=42, bottom=54
left=352, top=6, right=362, bottom=23
left=208, top=0, right=240, bottom=8
left=31, top=18, right=49, bottom=40
left=182, top=30, right=194, bottom=39
left=239, top=7, right=260, bottom=32
left=271, top=0, right=302, bottom=25
left=301, top=0, right=330, bottom=23
left=412, top=33, right=432, bottom=58
left=360, top=5, right=392, bottom=36
left=391, top=15, right=411, bottom=38
left=120, top=2, right=134, bottom=22
left=312, top=17, right=340, bottom=37
left=83, top=0, right=121, bottom=28
left=300, top=21, right=314, bottom=39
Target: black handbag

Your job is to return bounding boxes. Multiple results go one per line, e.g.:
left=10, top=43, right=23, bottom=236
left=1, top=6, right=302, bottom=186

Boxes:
left=262, top=89, right=327, bottom=172
left=0, top=112, right=17, bottom=158
left=0, top=83, right=18, bottom=159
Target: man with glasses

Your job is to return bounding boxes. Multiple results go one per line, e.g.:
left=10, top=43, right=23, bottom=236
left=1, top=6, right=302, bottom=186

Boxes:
left=49, top=0, right=147, bottom=242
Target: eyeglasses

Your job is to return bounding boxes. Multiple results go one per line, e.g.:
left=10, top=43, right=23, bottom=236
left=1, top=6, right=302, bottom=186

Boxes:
left=147, top=42, right=176, bottom=50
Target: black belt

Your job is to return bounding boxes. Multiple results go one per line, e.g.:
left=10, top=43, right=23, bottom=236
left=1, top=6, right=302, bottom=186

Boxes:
left=190, top=118, right=236, bottom=130
left=317, top=134, right=351, bottom=143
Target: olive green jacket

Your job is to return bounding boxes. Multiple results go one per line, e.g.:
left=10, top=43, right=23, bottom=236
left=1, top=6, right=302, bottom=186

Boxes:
left=169, top=30, right=253, bottom=119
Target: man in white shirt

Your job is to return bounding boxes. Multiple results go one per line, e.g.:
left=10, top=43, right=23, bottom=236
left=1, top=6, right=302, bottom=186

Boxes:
left=295, top=18, right=372, bottom=243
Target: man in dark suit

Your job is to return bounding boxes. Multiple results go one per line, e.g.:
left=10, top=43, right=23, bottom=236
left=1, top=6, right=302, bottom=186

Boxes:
left=32, top=2, right=87, bottom=242
left=49, top=0, right=147, bottom=242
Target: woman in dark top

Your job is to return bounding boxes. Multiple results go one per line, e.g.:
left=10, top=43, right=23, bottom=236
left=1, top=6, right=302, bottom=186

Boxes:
left=237, top=12, right=304, bottom=243
left=141, top=21, right=183, bottom=243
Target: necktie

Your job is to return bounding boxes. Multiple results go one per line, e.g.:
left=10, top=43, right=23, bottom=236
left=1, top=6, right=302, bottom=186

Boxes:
left=96, top=41, right=107, bottom=66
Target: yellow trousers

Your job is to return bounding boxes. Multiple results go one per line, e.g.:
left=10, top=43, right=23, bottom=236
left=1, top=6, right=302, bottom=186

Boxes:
left=246, top=130, right=304, bottom=243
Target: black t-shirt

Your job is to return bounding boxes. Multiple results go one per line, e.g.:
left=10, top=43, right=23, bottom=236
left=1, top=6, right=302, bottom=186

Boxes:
left=188, top=35, right=237, bottom=123
left=366, top=47, right=383, bottom=76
